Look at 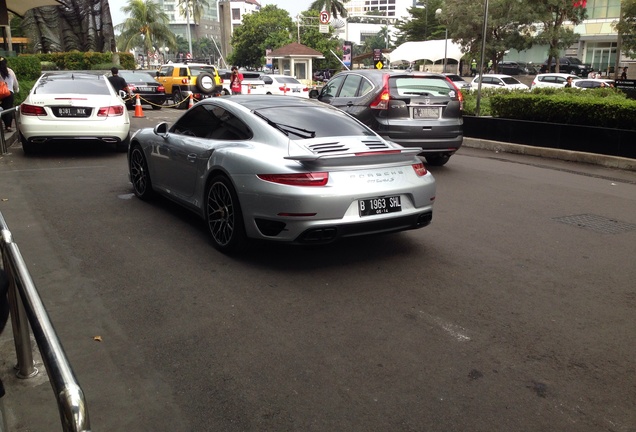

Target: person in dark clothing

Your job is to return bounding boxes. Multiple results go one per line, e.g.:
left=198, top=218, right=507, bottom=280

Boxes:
left=0, top=57, right=18, bottom=131
left=108, top=67, right=128, bottom=94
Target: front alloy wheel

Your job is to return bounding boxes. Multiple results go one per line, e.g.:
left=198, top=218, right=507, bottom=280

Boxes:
left=206, top=176, right=247, bottom=253
left=129, top=146, right=154, bottom=200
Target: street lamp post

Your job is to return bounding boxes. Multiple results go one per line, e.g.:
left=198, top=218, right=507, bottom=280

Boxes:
left=475, top=0, right=489, bottom=117
left=435, top=8, right=448, bottom=73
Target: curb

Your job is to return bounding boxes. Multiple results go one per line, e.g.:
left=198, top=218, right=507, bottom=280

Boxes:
left=463, top=137, right=636, bottom=172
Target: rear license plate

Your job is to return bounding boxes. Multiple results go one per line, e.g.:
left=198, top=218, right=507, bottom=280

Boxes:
left=56, top=107, right=88, bottom=117
left=359, top=196, right=402, bottom=217
left=292, top=88, right=300, bottom=92
left=138, top=86, right=154, bottom=92
left=413, top=107, right=439, bottom=119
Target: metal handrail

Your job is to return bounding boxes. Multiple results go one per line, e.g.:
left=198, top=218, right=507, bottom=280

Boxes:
left=0, top=107, right=16, bottom=155
left=0, top=211, right=91, bottom=431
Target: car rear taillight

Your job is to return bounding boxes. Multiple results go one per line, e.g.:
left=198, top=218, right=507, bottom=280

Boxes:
left=97, top=105, right=125, bottom=117
left=126, top=84, right=137, bottom=92
left=302, top=87, right=309, bottom=92
left=412, top=163, right=427, bottom=177
left=445, top=77, right=464, bottom=111
left=20, top=104, right=47, bottom=116
left=370, top=74, right=390, bottom=110
left=157, top=85, right=165, bottom=92
left=181, top=78, right=188, bottom=84
left=257, top=172, right=329, bottom=186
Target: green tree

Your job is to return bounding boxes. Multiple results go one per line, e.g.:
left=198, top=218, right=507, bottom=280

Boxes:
left=394, top=0, right=444, bottom=45
left=229, top=5, right=294, bottom=68
left=615, top=0, right=636, bottom=59
left=193, top=37, right=214, bottom=60
left=297, top=10, right=342, bottom=72
left=440, top=0, right=536, bottom=70
left=308, top=0, right=350, bottom=19
left=116, top=0, right=176, bottom=54
left=533, top=0, right=587, bottom=69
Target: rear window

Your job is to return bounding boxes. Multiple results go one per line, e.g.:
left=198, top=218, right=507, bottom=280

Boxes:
left=189, top=66, right=217, bottom=76
left=119, top=72, right=154, bottom=83
left=256, top=106, right=376, bottom=139
left=391, top=76, right=453, bottom=96
left=276, top=77, right=301, bottom=84
left=34, top=77, right=111, bottom=95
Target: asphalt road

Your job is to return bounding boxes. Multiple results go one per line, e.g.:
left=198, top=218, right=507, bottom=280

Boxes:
left=0, top=107, right=635, bottom=431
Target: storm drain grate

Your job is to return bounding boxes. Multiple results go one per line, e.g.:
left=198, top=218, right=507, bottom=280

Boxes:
left=552, top=214, right=636, bottom=234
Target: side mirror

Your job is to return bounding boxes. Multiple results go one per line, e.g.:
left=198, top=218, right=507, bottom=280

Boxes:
left=308, top=89, right=319, bottom=99
left=156, top=71, right=160, bottom=77
left=153, top=122, right=169, bottom=138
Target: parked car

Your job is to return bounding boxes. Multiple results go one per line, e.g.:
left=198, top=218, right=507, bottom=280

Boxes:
left=470, top=74, right=530, bottom=90
left=572, top=78, right=616, bottom=89
left=539, top=57, right=593, bottom=77
left=444, top=73, right=471, bottom=90
left=218, top=70, right=266, bottom=95
left=128, top=96, right=436, bottom=253
left=257, top=74, right=310, bottom=98
left=498, top=61, right=537, bottom=75
left=154, top=62, right=223, bottom=108
left=531, top=73, right=582, bottom=89
left=116, top=70, right=166, bottom=110
left=312, top=69, right=464, bottom=166
left=17, top=72, right=131, bottom=155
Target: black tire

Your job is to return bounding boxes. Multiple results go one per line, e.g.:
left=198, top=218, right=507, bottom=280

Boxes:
left=173, top=88, right=187, bottom=109
left=222, top=88, right=230, bottom=96
left=115, top=133, right=131, bottom=152
left=205, top=175, right=247, bottom=253
left=425, top=154, right=451, bottom=166
left=196, top=72, right=215, bottom=95
left=129, top=145, right=154, bottom=200
left=21, top=134, right=38, bottom=155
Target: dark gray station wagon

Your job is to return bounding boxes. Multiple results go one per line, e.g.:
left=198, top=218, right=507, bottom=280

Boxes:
left=313, top=69, right=464, bottom=166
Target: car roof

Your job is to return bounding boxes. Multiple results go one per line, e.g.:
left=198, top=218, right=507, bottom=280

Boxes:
left=210, top=94, right=332, bottom=111
left=473, top=74, right=514, bottom=78
left=536, top=73, right=581, bottom=78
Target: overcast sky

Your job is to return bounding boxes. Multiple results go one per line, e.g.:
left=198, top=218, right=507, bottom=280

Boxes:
left=109, top=0, right=310, bottom=27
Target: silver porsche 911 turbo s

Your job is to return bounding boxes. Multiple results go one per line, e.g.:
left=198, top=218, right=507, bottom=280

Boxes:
left=128, top=95, right=436, bottom=253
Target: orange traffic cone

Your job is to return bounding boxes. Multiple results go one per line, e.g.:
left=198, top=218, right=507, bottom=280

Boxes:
left=133, top=94, right=145, bottom=118
left=188, top=93, right=194, bottom=109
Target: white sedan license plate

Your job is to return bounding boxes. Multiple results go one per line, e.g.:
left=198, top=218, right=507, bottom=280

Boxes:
left=413, top=107, right=439, bottom=119
left=292, top=88, right=301, bottom=92
left=359, top=196, right=402, bottom=217
left=57, top=107, right=88, bottom=117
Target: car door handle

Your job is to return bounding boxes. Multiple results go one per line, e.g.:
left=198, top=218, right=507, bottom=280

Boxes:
left=187, top=153, right=197, bottom=162
left=346, top=101, right=353, bottom=107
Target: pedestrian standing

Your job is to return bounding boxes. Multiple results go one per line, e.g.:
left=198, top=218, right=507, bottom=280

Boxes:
left=230, top=66, right=243, bottom=95
left=0, top=57, right=18, bottom=132
left=620, top=66, right=628, bottom=80
left=564, top=76, right=573, bottom=88
left=108, top=67, right=128, bottom=95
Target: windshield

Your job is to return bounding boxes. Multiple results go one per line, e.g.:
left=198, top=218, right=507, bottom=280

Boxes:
left=34, top=77, right=111, bottom=95
left=566, top=57, right=583, bottom=65
left=189, top=66, right=217, bottom=76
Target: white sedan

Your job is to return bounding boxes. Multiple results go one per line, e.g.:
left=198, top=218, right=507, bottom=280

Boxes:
left=256, top=74, right=310, bottom=98
left=531, top=73, right=582, bottom=89
left=470, top=74, right=529, bottom=90
left=17, top=72, right=131, bottom=155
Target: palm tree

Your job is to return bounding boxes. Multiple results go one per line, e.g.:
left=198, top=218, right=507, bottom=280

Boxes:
left=116, top=0, right=176, bottom=57
left=177, top=0, right=210, bottom=57
left=309, top=0, right=350, bottom=19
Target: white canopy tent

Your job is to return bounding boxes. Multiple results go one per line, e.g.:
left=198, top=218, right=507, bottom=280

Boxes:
left=387, top=40, right=465, bottom=64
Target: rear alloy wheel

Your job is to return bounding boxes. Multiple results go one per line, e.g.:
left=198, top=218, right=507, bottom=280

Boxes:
left=206, top=175, right=247, bottom=253
left=129, top=145, right=154, bottom=200
left=425, top=154, right=451, bottom=166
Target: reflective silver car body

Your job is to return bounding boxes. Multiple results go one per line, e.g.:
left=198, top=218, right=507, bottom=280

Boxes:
left=128, top=96, right=436, bottom=251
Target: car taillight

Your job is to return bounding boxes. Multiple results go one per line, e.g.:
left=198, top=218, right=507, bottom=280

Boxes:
left=157, top=85, right=165, bottom=92
left=126, top=84, right=136, bottom=92
left=445, top=77, right=464, bottom=111
left=97, top=105, right=125, bottom=117
left=412, top=163, right=427, bottom=177
left=20, top=104, right=47, bottom=116
left=257, top=172, right=329, bottom=186
left=370, top=74, right=390, bottom=110
left=302, top=87, right=309, bottom=92
left=181, top=78, right=188, bottom=84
